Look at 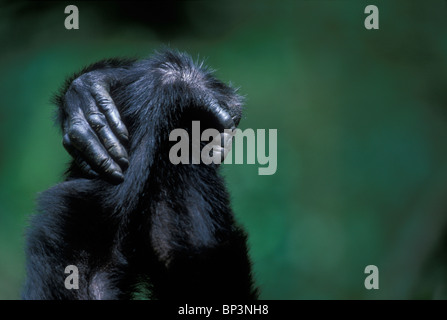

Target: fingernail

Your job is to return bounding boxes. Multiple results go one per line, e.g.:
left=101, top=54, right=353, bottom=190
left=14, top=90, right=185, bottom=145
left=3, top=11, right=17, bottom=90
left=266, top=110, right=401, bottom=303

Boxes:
left=121, top=128, right=129, bottom=142
left=118, top=157, right=129, bottom=170
left=87, top=170, right=99, bottom=178
left=110, top=170, right=124, bottom=184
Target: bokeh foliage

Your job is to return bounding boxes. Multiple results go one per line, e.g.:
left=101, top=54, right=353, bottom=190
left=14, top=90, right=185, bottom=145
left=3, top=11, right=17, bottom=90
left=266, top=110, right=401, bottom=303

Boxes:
left=0, top=0, right=447, bottom=299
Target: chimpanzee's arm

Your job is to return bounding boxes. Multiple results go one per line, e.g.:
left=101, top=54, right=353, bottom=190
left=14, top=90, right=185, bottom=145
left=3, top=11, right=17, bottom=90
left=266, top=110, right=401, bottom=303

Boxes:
left=55, top=58, right=136, bottom=184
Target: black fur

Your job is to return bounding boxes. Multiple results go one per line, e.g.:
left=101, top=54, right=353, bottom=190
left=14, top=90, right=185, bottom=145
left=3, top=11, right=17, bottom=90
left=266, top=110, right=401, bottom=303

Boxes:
left=23, top=50, right=258, bottom=300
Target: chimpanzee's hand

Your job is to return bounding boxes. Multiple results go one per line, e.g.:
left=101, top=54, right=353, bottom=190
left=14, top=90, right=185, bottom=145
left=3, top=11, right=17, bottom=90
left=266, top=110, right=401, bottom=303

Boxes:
left=61, top=71, right=129, bottom=184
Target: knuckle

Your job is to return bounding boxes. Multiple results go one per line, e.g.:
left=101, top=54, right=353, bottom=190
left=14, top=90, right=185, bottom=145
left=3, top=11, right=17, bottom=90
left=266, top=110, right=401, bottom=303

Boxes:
left=106, top=145, right=118, bottom=156
left=85, top=72, right=106, bottom=89
left=67, top=122, right=87, bottom=141
left=86, top=113, right=107, bottom=130
left=70, top=72, right=99, bottom=91
left=117, top=122, right=127, bottom=133
left=97, top=99, right=115, bottom=114
left=98, top=99, right=113, bottom=111
left=91, top=84, right=114, bottom=111
left=110, top=118, right=126, bottom=134
left=81, top=72, right=94, bottom=83
left=62, top=134, right=72, bottom=148
left=107, top=143, right=122, bottom=156
left=98, top=157, right=113, bottom=172
left=70, top=77, right=86, bottom=90
left=71, top=117, right=85, bottom=127
left=72, top=77, right=83, bottom=86
left=92, top=82, right=105, bottom=92
left=77, top=159, right=90, bottom=171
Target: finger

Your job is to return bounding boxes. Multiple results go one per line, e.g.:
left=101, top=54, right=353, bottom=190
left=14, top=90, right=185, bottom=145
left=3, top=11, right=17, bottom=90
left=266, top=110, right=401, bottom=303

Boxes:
left=63, top=134, right=99, bottom=178
left=67, top=120, right=124, bottom=184
left=92, top=85, right=129, bottom=142
left=85, top=112, right=129, bottom=170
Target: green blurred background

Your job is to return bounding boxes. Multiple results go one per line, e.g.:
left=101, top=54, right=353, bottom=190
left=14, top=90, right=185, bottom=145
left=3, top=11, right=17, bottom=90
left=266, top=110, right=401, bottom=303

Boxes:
left=1, top=0, right=447, bottom=299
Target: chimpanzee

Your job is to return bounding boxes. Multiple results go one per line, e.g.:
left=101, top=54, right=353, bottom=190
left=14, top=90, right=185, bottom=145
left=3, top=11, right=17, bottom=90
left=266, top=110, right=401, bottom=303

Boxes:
left=22, top=49, right=258, bottom=300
